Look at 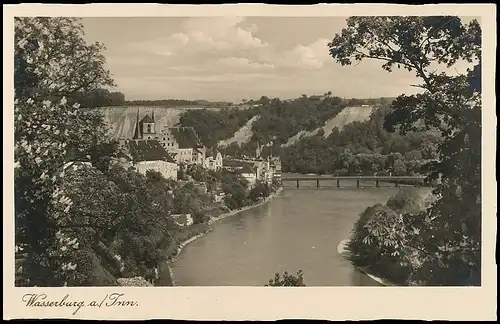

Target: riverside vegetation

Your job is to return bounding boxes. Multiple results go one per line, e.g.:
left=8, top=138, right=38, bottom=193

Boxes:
left=332, top=17, right=481, bottom=286
left=266, top=270, right=306, bottom=287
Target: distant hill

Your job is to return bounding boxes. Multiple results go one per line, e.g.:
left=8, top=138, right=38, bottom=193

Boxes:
left=218, top=115, right=260, bottom=147
left=216, top=105, right=376, bottom=148
left=282, top=105, right=376, bottom=147
left=123, top=99, right=232, bottom=108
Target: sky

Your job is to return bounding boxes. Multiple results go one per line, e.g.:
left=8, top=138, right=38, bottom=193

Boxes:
left=81, top=17, right=476, bottom=102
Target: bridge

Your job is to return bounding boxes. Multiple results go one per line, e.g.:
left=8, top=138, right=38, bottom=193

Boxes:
left=280, top=175, right=427, bottom=188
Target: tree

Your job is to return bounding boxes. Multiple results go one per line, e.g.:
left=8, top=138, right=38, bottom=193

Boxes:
left=14, top=17, right=116, bottom=286
left=329, top=16, right=481, bottom=285
left=393, top=159, right=407, bottom=176
left=76, top=89, right=126, bottom=108
left=266, top=270, right=306, bottom=287
left=15, top=18, right=114, bottom=101
left=249, top=181, right=270, bottom=202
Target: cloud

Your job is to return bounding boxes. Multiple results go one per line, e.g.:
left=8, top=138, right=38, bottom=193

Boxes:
left=216, top=57, right=275, bottom=70
left=141, top=73, right=277, bottom=83
left=131, top=17, right=267, bottom=58
left=280, top=38, right=332, bottom=69
left=85, top=17, right=428, bottom=102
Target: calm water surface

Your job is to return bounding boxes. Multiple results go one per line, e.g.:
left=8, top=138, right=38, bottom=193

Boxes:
left=171, top=180, right=423, bottom=286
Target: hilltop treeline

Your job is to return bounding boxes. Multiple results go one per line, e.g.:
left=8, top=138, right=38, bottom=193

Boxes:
left=125, top=99, right=233, bottom=108
left=73, top=89, right=127, bottom=108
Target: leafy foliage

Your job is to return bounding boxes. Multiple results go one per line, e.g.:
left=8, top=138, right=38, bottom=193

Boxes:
left=266, top=270, right=306, bottom=287
left=178, top=107, right=259, bottom=148
left=280, top=105, right=440, bottom=175
left=14, top=17, right=116, bottom=286
left=220, top=170, right=251, bottom=210
left=331, top=16, right=481, bottom=285
left=249, top=181, right=271, bottom=202
left=75, top=88, right=126, bottom=108
left=14, top=17, right=114, bottom=101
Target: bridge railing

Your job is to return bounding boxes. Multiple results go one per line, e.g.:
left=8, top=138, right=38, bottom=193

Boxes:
left=280, top=176, right=427, bottom=188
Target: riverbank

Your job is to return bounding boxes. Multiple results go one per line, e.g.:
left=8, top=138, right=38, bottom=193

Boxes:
left=337, top=239, right=397, bottom=286
left=160, top=186, right=284, bottom=286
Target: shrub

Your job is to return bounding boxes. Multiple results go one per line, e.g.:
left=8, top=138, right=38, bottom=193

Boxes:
left=386, top=187, right=423, bottom=214
left=266, top=270, right=306, bottom=287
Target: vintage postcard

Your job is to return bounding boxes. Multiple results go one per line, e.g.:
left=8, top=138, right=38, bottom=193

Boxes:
left=3, top=3, right=497, bottom=321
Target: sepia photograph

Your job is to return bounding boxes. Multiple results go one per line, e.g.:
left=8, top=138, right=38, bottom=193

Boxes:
left=4, top=3, right=497, bottom=321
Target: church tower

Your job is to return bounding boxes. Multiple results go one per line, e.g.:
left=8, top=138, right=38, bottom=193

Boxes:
left=133, top=108, right=142, bottom=140
left=140, top=110, right=157, bottom=140
left=256, top=141, right=261, bottom=159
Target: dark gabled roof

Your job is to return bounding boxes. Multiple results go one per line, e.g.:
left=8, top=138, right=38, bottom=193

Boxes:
left=206, top=151, right=216, bottom=158
left=140, top=115, right=154, bottom=123
left=206, top=148, right=220, bottom=158
left=240, top=165, right=255, bottom=174
left=125, top=140, right=176, bottom=163
left=223, top=159, right=253, bottom=168
left=170, top=127, right=201, bottom=149
left=116, top=149, right=133, bottom=161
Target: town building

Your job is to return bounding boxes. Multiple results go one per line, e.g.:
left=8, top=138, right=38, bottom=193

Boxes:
left=204, top=149, right=224, bottom=171
left=132, top=109, right=159, bottom=141
left=223, top=158, right=257, bottom=188
left=214, top=190, right=226, bottom=203
left=116, top=111, right=178, bottom=180
left=270, top=156, right=282, bottom=183
left=128, top=108, right=208, bottom=168
left=123, top=139, right=178, bottom=180
left=159, top=126, right=206, bottom=165
left=239, top=164, right=257, bottom=188
left=222, top=158, right=272, bottom=189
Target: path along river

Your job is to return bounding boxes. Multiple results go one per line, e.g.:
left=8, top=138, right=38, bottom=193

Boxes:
left=170, top=179, right=428, bottom=286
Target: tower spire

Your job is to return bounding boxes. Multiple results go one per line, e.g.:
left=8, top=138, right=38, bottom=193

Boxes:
left=151, top=109, right=155, bottom=122
left=133, top=108, right=142, bottom=140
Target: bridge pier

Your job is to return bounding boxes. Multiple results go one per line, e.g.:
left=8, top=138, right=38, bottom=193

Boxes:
left=336, top=179, right=340, bottom=188
left=316, top=179, right=320, bottom=188
left=356, top=179, right=360, bottom=188
left=394, top=180, right=399, bottom=188
left=296, top=180, right=299, bottom=188
left=376, top=179, right=380, bottom=188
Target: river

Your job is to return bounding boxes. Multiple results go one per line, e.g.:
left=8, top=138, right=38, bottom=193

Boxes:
left=170, top=179, right=425, bottom=286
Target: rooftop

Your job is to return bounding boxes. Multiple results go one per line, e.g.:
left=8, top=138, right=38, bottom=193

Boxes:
left=240, top=165, right=255, bottom=174
left=125, top=140, right=176, bottom=163
left=140, top=115, right=154, bottom=124
left=170, top=127, right=202, bottom=149
left=223, top=158, right=255, bottom=169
